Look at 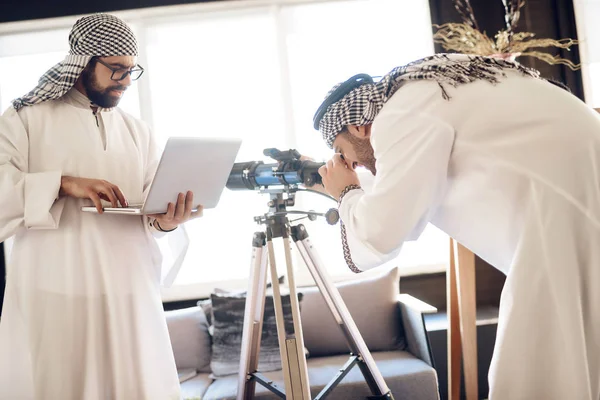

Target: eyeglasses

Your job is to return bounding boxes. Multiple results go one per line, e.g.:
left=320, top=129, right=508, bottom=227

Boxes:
left=96, top=58, right=145, bottom=81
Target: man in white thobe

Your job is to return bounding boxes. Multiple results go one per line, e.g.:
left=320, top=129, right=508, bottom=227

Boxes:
left=0, top=14, right=202, bottom=399
left=314, top=54, right=600, bottom=399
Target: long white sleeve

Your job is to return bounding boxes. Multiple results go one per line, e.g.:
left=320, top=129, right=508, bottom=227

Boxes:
left=140, top=128, right=170, bottom=238
left=0, top=108, right=65, bottom=242
left=338, top=107, right=454, bottom=271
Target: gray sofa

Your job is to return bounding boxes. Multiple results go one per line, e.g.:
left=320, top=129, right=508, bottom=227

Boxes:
left=165, top=267, right=440, bottom=400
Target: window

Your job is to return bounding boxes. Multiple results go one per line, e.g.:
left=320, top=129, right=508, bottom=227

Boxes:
left=574, top=0, right=600, bottom=107
left=280, top=0, right=444, bottom=284
left=0, top=0, right=449, bottom=301
left=587, top=63, right=600, bottom=107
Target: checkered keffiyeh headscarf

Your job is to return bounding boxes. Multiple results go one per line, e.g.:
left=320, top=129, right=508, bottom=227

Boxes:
left=12, top=13, right=138, bottom=110
left=316, top=53, right=541, bottom=148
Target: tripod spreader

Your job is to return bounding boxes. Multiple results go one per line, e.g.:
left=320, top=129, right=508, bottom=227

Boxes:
left=253, top=191, right=340, bottom=238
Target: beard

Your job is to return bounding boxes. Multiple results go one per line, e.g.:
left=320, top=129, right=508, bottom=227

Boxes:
left=81, top=67, right=126, bottom=108
left=344, top=133, right=377, bottom=175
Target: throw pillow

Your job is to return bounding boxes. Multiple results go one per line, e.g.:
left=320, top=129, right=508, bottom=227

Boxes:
left=197, top=298, right=213, bottom=325
left=165, top=306, right=212, bottom=374
left=300, top=266, right=406, bottom=357
left=196, top=275, right=285, bottom=325
left=209, top=291, right=303, bottom=377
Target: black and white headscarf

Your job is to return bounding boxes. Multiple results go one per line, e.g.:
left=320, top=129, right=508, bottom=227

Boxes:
left=316, top=53, right=541, bottom=148
left=12, top=13, right=138, bottom=110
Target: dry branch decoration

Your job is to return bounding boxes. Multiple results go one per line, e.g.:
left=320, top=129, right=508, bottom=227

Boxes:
left=433, top=0, right=580, bottom=69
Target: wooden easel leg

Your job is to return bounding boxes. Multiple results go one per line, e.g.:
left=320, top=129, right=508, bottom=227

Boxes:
left=448, top=238, right=462, bottom=400
left=453, top=240, right=479, bottom=400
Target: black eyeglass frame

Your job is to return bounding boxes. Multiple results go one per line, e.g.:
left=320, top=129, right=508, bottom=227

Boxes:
left=95, top=58, right=145, bottom=81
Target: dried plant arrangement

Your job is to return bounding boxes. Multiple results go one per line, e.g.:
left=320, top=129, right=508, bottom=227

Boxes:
left=433, top=0, right=580, bottom=69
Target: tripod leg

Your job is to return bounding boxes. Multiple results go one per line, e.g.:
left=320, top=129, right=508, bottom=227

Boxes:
left=282, top=236, right=312, bottom=397
left=291, top=224, right=394, bottom=399
left=266, top=235, right=310, bottom=400
left=238, top=232, right=269, bottom=400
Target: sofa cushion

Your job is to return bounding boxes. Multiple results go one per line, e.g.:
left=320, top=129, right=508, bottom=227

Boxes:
left=197, top=276, right=286, bottom=326
left=209, top=291, right=303, bottom=377
left=179, top=372, right=213, bottom=400
left=202, top=350, right=438, bottom=400
left=300, top=266, right=405, bottom=357
left=165, top=306, right=212, bottom=373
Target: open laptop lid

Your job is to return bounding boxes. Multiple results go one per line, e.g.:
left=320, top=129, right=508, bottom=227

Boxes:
left=142, top=136, right=242, bottom=214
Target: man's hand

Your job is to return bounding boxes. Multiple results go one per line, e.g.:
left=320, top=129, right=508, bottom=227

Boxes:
left=299, top=154, right=329, bottom=195
left=318, top=154, right=360, bottom=199
left=60, top=176, right=128, bottom=213
left=148, top=191, right=204, bottom=231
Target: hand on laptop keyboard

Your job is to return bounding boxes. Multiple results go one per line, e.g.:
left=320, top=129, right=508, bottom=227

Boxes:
left=60, top=176, right=128, bottom=213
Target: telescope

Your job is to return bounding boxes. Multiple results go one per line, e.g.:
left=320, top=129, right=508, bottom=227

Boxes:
left=227, top=148, right=339, bottom=226
left=226, top=148, right=323, bottom=191
left=232, top=150, right=392, bottom=400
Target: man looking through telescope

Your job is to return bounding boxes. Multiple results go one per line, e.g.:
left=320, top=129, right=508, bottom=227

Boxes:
left=311, top=54, right=600, bottom=400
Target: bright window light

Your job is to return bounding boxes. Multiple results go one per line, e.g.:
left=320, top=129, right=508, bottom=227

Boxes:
left=0, top=0, right=448, bottom=300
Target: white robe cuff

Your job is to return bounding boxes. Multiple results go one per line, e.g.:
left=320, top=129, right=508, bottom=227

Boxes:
left=147, top=217, right=172, bottom=238
left=23, top=170, right=65, bottom=230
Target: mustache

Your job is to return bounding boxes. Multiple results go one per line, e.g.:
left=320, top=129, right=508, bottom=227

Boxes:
left=106, top=85, right=128, bottom=92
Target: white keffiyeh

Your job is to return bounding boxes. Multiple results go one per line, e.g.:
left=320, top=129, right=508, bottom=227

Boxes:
left=13, top=13, right=138, bottom=110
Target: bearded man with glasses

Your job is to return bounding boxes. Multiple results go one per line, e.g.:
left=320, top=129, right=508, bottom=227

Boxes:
left=0, top=13, right=201, bottom=399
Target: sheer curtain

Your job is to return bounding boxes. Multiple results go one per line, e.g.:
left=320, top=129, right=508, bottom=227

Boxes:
left=0, top=0, right=449, bottom=301
left=566, top=0, right=598, bottom=104
left=140, top=0, right=448, bottom=300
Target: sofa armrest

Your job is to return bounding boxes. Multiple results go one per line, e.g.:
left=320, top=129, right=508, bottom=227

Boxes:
left=398, top=294, right=437, bottom=368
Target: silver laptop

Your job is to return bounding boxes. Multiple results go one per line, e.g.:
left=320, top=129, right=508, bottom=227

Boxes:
left=81, top=136, right=242, bottom=215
